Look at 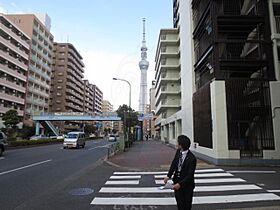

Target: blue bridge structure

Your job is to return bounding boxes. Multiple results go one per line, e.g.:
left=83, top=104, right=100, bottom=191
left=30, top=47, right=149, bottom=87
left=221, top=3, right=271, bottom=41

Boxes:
left=32, top=112, right=121, bottom=136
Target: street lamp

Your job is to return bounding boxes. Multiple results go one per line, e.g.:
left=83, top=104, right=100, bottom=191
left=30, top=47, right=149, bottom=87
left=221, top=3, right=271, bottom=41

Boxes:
left=112, top=77, right=131, bottom=109
left=113, top=77, right=132, bottom=147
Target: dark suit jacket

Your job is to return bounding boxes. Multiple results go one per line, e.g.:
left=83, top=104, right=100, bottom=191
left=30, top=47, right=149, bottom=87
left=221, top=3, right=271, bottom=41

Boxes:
left=167, top=149, right=197, bottom=189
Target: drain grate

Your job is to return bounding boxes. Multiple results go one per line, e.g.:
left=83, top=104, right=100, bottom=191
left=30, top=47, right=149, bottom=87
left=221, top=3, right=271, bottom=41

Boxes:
left=69, top=188, right=94, bottom=196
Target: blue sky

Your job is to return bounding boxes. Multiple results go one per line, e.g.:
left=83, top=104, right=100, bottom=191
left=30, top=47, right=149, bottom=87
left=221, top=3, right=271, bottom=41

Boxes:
left=0, top=0, right=173, bottom=111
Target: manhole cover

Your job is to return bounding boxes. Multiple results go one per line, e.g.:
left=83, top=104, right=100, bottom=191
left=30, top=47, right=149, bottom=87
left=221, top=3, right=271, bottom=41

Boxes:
left=69, top=188, right=94, bottom=196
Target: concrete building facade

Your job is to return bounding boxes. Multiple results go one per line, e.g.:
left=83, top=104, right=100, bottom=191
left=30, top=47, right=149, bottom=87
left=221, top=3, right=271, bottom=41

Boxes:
left=6, top=14, right=54, bottom=125
left=0, top=14, right=30, bottom=127
left=161, top=0, right=280, bottom=165
left=93, top=85, right=103, bottom=115
left=154, top=28, right=182, bottom=146
left=50, top=42, right=85, bottom=132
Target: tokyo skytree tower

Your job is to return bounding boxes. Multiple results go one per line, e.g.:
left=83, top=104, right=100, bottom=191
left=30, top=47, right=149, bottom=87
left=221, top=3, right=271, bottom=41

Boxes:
left=138, top=18, right=149, bottom=113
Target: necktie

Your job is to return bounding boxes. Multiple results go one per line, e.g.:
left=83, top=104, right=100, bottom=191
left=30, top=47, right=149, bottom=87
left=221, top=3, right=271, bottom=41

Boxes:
left=178, top=151, right=183, bottom=172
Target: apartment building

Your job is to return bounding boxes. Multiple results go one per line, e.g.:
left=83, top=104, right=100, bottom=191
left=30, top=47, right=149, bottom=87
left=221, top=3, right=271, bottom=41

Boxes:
left=50, top=43, right=85, bottom=132
left=163, top=0, right=280, bottom=165
left=0, top=14, right=30, bottom=127
left=102, top=100, right=113, bottom=113
left=93, top=85, right=103, bottom=115
left=6, top=14, right=54, bottom=125
left=102, top=100, right=113, bottom=130
left=83, top=80, right=94, bottom=114
left=154, top=28, right=182, bottom=145
left=149, top=80, right=156, bottom=138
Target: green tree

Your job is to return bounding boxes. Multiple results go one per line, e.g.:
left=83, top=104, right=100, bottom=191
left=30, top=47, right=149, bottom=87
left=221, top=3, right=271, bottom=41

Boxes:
left=116, top=104, right=139, bottom=142
left=2, top=109, right=20, bottom=129
left=84, top=124, right=96, bottom=136
left=2, top=109, right=21, bottom=140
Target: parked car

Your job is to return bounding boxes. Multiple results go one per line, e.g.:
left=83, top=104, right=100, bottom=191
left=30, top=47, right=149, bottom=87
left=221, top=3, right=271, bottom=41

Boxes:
left=0, top=131, right=8, bottom=156
left=63, top=132, right=86, bottom=149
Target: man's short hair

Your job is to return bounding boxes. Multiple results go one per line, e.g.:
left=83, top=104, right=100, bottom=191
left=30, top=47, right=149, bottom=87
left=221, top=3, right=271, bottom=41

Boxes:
left=177, top=135, right=191, bottom=150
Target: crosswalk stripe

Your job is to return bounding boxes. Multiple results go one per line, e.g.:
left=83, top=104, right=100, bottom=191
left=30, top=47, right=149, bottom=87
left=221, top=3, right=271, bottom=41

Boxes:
left=105, top=180, right=139, bottom=185
left=155, top=178, right=246, bottom=185
left=154, top=173, right=233, bottom=179
left=227, top=171, right=276, bottom=174
left=91, top=193, right=280, bottom=205
left=195, top=168, right=224, bottom=173
left=113, top=171, right=168, bottom=175
left=99, top=184, right=261, bottom=193
left=100, top=187, right=173, bottom=193
left=109, top=175, right=141, bottom=179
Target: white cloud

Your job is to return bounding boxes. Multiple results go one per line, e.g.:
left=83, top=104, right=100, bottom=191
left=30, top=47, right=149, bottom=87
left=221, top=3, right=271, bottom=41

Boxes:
left=82, top=50, right=155, bottom=112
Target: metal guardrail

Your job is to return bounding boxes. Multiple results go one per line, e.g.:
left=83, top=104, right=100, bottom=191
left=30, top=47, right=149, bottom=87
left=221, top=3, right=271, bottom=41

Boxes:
left=106, top=142, right=119, bottom=159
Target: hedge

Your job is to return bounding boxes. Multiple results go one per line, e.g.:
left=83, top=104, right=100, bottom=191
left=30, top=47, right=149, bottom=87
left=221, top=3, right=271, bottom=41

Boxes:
left=8, top=136, right=101, bottom=147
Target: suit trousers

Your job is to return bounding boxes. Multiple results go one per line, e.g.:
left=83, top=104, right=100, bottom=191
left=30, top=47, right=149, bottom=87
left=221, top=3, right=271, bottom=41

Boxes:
left=174, top=185, right=194, bottom=210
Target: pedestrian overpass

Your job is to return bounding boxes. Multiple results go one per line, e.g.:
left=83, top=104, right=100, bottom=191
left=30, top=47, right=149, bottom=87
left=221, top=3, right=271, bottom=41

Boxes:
left=32, top=112, right=121, bottom=136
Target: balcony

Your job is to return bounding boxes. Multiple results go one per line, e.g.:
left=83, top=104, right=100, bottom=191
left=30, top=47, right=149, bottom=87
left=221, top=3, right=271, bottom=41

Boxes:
left=28, top=76, right=50, bottom=90
left=275, top=16, right=280, bottom=34
left=0, top=78, right=26, bottom=93
left=29, top=64, right=50, bottom=81
left=28, top=87, right=49, bottom=98
left=155, top=85, right=181, bottom=102
left=0, top=63, right=27, bottom=81
left=0, top=22, right=29, bottom=49
left=0, top=92, right=24, bottom=104
left=0, top=50, right=28, bottom=71
left=155, top=99, right=181, bottom=115
left=0, top=106, right=24, bottom=116
left=0, top=36, right=29, bottom=60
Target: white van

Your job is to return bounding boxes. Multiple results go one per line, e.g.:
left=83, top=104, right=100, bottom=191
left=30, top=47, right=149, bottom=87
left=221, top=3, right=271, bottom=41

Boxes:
left=63, top=132, right=86, bottom=149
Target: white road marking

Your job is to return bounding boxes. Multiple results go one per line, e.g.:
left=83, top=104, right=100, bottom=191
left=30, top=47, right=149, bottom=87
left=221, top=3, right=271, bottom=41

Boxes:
left=88, top=143, right=114, bottom=151
left=227, top=171, right=276, bottom=174
left=268, top=190, right=280, bottom=193
left=91, top=193, right=280, bottom=205
left=99, top=184, right=260, bottom=193
left=105, top=180, right=139, bottom=185
left=114, top=171, right=168, bottom=175
left=0, top=159, right=52, bottom=176
left=154, top=173, right=233, bottom=179
left=155, top=178, right=246, bottom=185
left=100, top=187, right=173, bottom=193
left=0, top=157, right=5, bottom=160
left=109, top=175, right=141, bottom=179
left=195, top=168, right=224, bottom=173
left=195, top=173, right=233, bottom=178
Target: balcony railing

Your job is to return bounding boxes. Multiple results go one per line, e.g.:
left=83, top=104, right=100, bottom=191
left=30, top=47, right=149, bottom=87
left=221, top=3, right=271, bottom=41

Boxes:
left=275, top=16, right=280, bottom=34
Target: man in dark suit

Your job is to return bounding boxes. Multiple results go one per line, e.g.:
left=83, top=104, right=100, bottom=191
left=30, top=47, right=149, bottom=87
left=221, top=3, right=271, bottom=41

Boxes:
left=164, top=135, right=197, bottom=210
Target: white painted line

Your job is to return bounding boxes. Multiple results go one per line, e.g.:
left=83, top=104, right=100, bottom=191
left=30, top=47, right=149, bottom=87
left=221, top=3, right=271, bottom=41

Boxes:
left=100, top=187, right=173, bottom=193
left=227, top=171, right=276, bottom=174
left=91, top=193, right=280, bottom=205
left=155, top=178, right=245, bottom=185
left=0, top=157, right=5, bottom=160
left=194, top=184, right=261, bottom=192
left=109, top=175, right=141, bottom=179
left=99, top=184, right=260, bottom=194
left=114, top=171, right=168, bottom=175
left=154, top=172, right=233, bottom=179
left=268, top=190, right=280, bottom=193
left=0, top=159, right=52, bottom=176
left=88, top=143, right=114, bottom=151
left=195, top=168, right=224, bottom=173
left=195, top=173, right=233, bottom=178
left=91, top=197, right=176, bottom=205
left=105, top=180, right=139, bottom=185
left=193, top=193, right=280, bottom=204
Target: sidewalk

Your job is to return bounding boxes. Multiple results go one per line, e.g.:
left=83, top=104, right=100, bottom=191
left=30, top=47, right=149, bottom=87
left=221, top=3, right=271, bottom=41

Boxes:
left=107, top=139, right=212, bottom=171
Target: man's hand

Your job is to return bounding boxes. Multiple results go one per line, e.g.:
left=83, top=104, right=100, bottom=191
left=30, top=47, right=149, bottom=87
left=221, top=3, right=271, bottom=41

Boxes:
left=163, top=176, right=169, bottom=184
left=172, top=183, right=181, bottom=191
